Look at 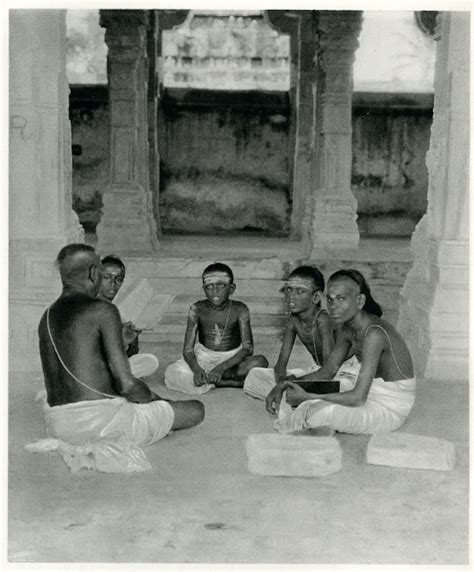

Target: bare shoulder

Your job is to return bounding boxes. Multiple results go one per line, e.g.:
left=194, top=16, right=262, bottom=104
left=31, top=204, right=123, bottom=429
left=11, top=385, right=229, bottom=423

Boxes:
left=367, top=319, right=409, bottom=349
left=79, top=297, right=121, bottom=326
left=364, top=325, right=387, bottom=345
left=316, top=309, right=332, bottom=328
left=232, top=300, right=250, bottom=316
left=192, top=300, right=207, bottom=315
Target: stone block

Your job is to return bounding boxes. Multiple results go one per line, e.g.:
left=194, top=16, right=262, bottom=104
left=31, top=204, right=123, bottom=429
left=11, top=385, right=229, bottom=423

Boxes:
left=367, top=432, right=455, bottom=471
left=246, top=433, right=342, bottom=477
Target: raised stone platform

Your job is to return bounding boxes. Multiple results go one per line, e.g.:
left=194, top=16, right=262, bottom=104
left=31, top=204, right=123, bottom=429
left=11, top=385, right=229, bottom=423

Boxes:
left=16, top=235, right=413, bottom=371
left=118, top=236, right=412, bottom=349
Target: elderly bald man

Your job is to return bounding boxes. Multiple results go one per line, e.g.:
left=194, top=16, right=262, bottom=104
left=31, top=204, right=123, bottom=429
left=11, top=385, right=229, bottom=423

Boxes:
left=34, top=244, right=204, bottom=473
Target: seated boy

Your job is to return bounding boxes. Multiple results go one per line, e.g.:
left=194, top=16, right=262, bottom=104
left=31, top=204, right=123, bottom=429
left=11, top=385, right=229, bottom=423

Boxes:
left=165, top=263, right=268, bottom=394
left=99, top=255, right=158, bottom=379
left=244, top=265, right=334, bottom=402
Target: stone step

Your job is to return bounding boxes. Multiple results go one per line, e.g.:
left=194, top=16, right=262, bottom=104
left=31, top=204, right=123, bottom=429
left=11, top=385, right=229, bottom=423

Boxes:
left=147, top=277, right=285, bottom=297
left=141, top=324, right=283, bottom=343
left=160, top=311, right=286, bottom=328
left=123, top=257, right=287, bottom=280
left=315, top=260, right=412, bottom=285
left=121, top=257, right=412, bottom=287
left=168, top=294, right=286, bottom=315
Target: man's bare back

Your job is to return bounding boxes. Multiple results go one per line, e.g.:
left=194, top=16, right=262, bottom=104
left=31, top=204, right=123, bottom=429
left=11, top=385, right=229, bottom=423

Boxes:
left=38, top=244, right=204, bottom=434
left=38, top=244, right=160, bottom=408
left=39, top=293, right=125, bottom=406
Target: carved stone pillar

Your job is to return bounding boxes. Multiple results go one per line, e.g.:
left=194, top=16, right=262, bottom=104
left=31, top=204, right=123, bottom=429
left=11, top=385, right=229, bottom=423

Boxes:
left=397, top=12, right=469, bottom=381
left=9, top=10, right=84, bottom=371
left=305, top=11, right=362, bottom=255
left=267, top=11, right=316, bottom=241
left=97, top=10, right=159, bottom=255
left=291, top=14, right=318, bottom=240
left=152, top=10, right=189, bottom=236
left=147, top=10, right=161, bottom=236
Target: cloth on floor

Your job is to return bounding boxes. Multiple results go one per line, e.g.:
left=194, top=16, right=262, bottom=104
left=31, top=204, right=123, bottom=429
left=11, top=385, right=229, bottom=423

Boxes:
left=25, top=392, right=174, bottom=473
left=164, top=342, right=241, bottom=395
left=276, top=357, right=416, bottom=435
left=129, top=353, right=159, bottom=379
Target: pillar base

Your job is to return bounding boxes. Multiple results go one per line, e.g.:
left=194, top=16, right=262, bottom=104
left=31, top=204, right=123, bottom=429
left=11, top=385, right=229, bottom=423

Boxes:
left=304, top=194, right=360, bottom=257
left=96, top=188, right=159, bottom=256
left=9, top=223, right=85, bottom=372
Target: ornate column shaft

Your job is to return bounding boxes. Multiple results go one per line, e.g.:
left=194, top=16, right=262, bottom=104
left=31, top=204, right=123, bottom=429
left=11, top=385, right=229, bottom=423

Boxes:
left=305, top=11, right=362, bottom=254
left=147, top=10, right=161, bottom=236
left=97, top=10, right=159, bottom=255
left=291, top=13, right=318, bottom=240
left=397, top=12, right=469, bottom=381
left=151, top=10, right=189, bottom=236
left=9, top=10, right=84, bottom=370
left=267, top=10, right=317, bottom=241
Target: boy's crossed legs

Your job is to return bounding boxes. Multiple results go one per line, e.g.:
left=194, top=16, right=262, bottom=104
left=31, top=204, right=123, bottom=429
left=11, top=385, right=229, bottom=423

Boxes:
left=165, top=342, right=268, bottom=394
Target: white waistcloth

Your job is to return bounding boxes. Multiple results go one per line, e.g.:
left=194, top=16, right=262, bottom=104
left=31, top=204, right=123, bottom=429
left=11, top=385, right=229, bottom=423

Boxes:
left=164, top=342, right=242, bottom=395
left=243, top=364, right=319, bottom=400
left=276, top=357, right=416, bottom=435
left=129, top=353, right=159, bottom=378
left=25, top=392, right=174, bottom=473
left=242, top=354, right=360, bottom=401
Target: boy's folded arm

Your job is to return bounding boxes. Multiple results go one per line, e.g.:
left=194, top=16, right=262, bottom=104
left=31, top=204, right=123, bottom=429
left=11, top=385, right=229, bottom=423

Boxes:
left=240, top=303, right=256, bottom=349
left=305, top=333, right=352, bottom=381
left=317, top=312, right=336, bottom=362
left=274, top=321, right=297, bottom=383
left=182, top=306, right=200, bottom=371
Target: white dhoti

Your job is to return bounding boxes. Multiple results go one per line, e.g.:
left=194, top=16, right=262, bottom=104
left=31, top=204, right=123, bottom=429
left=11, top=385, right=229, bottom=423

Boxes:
left=243, top=364, right=320, bottom=400
left=276, top=357, right=416, bottom=435
left=129, top=353, right=159, bottom=378
left=243, top=355, right=360, bottom=401
left=164, top=342, right=242, bottom=395
left=25, top=394, right=174, bottom=473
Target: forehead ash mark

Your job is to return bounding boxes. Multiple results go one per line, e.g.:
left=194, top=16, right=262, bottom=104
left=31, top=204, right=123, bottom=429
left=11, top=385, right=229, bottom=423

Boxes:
left=102, top=264, right=125, bottom=276
left=203, top=271, right=232, bottom=285
left=285, top=277, right=314, bottom=291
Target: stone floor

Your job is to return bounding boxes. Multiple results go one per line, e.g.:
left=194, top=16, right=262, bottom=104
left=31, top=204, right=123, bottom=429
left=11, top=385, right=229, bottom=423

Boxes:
left=8, top=340, right=469, bottom=564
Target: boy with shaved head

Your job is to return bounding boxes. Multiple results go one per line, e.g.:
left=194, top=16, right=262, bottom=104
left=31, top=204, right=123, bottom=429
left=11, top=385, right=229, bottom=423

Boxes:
left=33, top=244, right=204, bottom=473
left=165, top=263, right=268, bottom=394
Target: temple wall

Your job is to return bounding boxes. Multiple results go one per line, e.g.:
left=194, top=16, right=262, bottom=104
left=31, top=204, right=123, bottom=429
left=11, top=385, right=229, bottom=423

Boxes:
left=159, top=89, right=290, bottom=235
left=352, top=92, right=432, bottom=236
left=70, top=86, right=432, bottom=237
left=69, top=86, right=109, bottom=232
